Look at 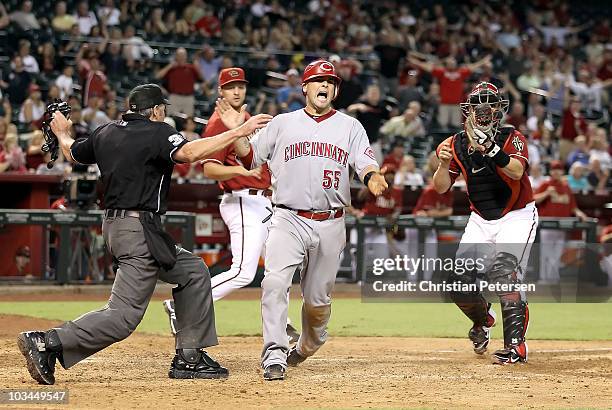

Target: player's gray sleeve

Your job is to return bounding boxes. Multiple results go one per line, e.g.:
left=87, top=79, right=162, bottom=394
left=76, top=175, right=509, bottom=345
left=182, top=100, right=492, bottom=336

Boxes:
left=348, top=120, right=379, bottom=177
left=249, top=117, right=278, bottom=169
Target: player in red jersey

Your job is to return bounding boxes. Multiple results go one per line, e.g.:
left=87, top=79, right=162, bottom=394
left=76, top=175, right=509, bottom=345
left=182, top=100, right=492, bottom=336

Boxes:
left=534, top=160, right=587, bottom=283
left=433, top=82, right=539, bottom=364
left=163, top=67, right=299, bottom=343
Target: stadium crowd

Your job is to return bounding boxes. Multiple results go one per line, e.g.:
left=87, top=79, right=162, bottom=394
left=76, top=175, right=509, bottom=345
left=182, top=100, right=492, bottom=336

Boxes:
left=0, top=0, right=610, bottom=196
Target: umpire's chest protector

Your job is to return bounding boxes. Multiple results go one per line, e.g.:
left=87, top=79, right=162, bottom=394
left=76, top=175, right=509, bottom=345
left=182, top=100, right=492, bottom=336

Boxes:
left=452, top=127, right=516, bottom=221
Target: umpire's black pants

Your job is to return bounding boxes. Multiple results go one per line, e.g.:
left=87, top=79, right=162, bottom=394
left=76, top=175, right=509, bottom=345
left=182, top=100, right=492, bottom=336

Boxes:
left=54, top=213, right=218, bottom=369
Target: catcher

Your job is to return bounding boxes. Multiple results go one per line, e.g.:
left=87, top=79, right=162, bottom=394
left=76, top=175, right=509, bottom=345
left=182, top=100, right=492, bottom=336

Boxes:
left=433, top=82, right=538, bottom=364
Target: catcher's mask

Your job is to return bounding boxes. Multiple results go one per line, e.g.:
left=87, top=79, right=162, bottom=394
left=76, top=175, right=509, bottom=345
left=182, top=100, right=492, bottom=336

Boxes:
left=460, top=82, right=509, bottom=134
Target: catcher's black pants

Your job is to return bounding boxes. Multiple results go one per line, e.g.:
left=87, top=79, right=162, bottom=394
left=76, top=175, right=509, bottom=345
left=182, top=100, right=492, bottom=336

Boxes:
left=54, top=214, right=218, bottom=369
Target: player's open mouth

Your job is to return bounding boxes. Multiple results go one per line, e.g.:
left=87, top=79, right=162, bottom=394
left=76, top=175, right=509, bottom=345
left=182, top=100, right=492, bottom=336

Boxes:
left=316, top=90, right=328, bottom=101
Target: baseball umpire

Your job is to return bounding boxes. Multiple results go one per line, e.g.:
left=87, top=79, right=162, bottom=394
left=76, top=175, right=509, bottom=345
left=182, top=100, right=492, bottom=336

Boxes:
left=17, top=83, right=271, bottom=384
left=433, top=82, right=538, bottom=364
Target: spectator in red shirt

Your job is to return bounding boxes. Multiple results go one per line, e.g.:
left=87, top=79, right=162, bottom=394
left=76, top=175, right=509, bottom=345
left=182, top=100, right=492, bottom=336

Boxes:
left=505, top=101, right=527, bottom=129
left=408, top=53, right=491, bottom=129
left=0, top=133, right=26, bottom=173
left=155, top=47, right=201, bottom=117
left=534, top=160, right=588, bottom=283
left=194, top=6, right=221, bottom=38
left=559, top=94, right=588, bottom=162
left=382, top=144, right=405, bottom=171
left=77, top=49, right=108, bottom=107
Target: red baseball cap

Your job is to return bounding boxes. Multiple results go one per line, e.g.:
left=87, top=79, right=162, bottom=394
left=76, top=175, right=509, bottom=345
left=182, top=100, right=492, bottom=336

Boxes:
left=550, top=160, right=564, bottom=171
left=218, top=67, right=248, bottom=87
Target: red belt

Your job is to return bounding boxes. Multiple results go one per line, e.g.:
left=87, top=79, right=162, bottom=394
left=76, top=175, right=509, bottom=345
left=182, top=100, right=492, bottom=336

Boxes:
left=224, top=189, right=272, bottom=197
left=276, top=205, right=344, bottom=221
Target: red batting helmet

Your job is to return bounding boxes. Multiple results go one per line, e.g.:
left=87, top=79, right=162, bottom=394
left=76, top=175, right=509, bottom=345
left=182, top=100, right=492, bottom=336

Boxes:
left=302, top=60, right=341, bottom=84
left=301, top=60, right=342, bottom=98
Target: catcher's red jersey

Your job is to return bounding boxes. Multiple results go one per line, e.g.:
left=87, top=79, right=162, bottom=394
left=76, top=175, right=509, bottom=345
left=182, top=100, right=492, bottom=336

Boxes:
left=201, top=110, right=272, bottom=191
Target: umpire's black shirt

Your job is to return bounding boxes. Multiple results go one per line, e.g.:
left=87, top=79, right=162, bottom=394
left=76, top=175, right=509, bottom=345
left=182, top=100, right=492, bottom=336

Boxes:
left=70, top=113, right=188, bottom=214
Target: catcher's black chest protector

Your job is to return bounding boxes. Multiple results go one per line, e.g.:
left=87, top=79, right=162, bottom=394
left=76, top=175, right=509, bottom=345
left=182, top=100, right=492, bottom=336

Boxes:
left=453, top=127, right=514, bottom=220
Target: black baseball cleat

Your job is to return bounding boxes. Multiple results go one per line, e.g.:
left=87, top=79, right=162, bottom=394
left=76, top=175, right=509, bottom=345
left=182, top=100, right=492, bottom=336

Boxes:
left=492, top=342, right=528, bottom=365
left=162, top=299, right=178, bottom=336
left=17, top=331, right=60, bottom=385
left=286, top=323, right=300, bottom=344
left=168, top=349, right=229, bottom=379
left=286, top=346, right=306, bottom=367
left=468, top=303, right=497, bottom=355
left=263, top=364, right=286, bottom=381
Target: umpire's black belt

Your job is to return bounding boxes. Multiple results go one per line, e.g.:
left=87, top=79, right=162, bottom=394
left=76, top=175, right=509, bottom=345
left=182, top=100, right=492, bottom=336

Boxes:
left=104, top=208, right=177, bottom=270
left=104, top=209, right=154, bottom=218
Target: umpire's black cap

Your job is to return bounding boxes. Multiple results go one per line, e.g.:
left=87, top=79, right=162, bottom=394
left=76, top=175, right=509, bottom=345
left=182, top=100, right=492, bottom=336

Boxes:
left=128, top=84, right=170, bottom=111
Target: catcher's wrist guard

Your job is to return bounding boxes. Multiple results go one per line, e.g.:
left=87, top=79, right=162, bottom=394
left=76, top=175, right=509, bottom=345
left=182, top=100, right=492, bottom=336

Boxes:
left=41, top=100, right=72, bottom=169
left=485, top=144, right=510, bottom=167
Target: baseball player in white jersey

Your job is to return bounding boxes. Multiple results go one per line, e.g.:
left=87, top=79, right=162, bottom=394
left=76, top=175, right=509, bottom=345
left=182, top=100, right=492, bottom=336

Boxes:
left=218, top=60, right=388, bottom=380
left=162, top=68, right=299, bottom=343
left=434, top=82, right=538, bottom=364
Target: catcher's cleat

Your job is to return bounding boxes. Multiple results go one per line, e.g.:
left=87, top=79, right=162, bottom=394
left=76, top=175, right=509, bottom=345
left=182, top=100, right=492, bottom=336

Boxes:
left=492, top=342, right=528, bottom=364
left=168, top=349, right=229, bottom=379
left=286, top=346, right=306, bottom=367
left=286, top=323, right=300, bottom=344
left=468, top=303, right=497, bottom=355
left=162, top=299, right=178, bottom=336
left=17, top=331, right=60, bottom=385
left=263, top=364, right=286, bottom=381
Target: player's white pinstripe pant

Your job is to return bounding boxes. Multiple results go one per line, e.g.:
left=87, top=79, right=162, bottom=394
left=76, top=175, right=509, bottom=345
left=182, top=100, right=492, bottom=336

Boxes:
left=211, top=192, right=272, bottom=301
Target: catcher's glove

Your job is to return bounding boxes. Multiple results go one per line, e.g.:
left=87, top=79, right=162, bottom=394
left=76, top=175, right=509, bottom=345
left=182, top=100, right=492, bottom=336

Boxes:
left=473, top=128, right=491, bottom=147
left=41, top=100, right=71, bottom=169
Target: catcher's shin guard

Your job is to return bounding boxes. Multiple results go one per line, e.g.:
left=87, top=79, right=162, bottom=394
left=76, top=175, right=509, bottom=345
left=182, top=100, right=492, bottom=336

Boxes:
left=448, top=270, right=496, bottom=354
left=448, top=270, right=490, bottom=326
left=500, top=300, right=529, bottom=348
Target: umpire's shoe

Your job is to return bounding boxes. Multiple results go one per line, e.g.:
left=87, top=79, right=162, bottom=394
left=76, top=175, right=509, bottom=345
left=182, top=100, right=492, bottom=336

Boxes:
left=168, top=348, right=229, bottom=379
left=492, top=342, right=528, bottom=365
left=162, top=299, right=178, bottom=336
left=17, top=330, right=63, bottom=385
left=468, top=303, right=497, bottom=355
left=287, top=346, right=306, bottom=367
left=263, top=364, right=285, bottom=381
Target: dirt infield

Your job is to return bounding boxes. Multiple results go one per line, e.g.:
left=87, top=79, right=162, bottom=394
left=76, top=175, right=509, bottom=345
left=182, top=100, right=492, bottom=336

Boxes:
left=1, top=315, right=611, bottom=409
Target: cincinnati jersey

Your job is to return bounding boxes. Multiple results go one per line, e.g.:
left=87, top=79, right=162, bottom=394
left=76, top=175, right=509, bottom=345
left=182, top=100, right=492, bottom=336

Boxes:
left=242, top=109, right=379, bottom=210
left=436, top=126, right=533, bottom=220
